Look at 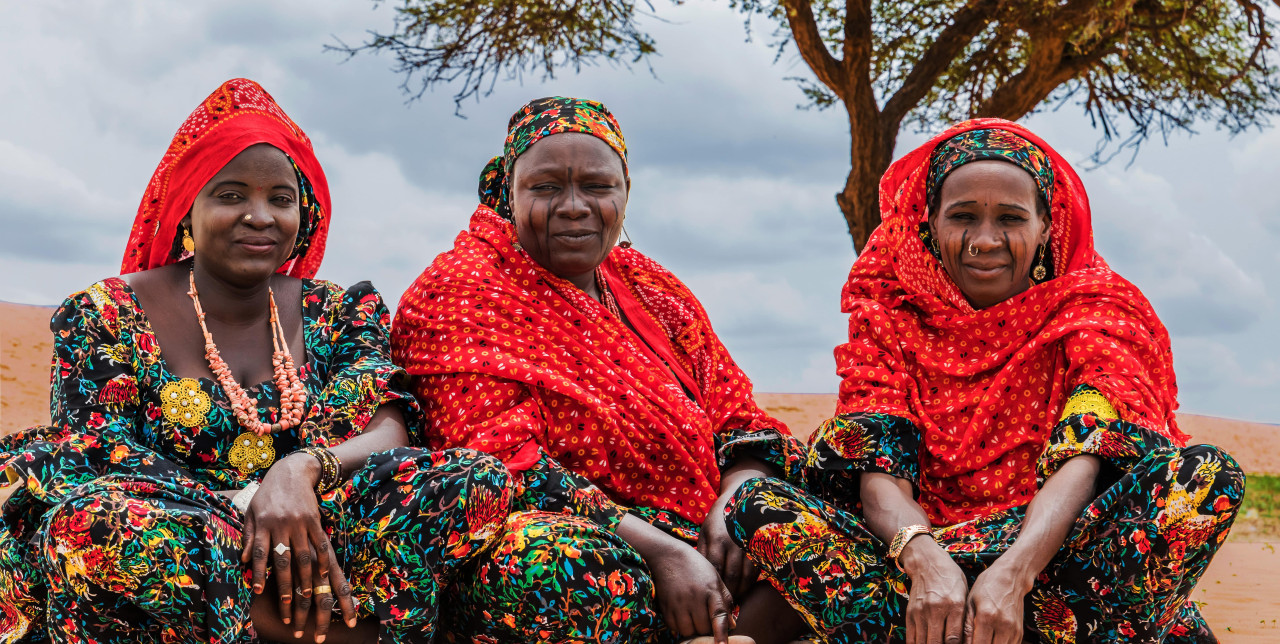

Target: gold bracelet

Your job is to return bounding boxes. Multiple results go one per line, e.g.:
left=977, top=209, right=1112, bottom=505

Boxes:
left=888, top=524, right=934, bottom=572
left=298, top=446, right=342, bottom=494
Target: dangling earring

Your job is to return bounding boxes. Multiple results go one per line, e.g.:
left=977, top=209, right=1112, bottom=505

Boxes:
left=619, top=224, right=633, bottom=249
left=1032, top=241, right=1049, bottom=282
left=181, top=226, right=195, bottom=253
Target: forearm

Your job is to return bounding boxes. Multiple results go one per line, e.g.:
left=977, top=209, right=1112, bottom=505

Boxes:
left=860, top=471, right=951, bottom=575
left=718, top=455, right=778, bottom=498
left=616, top=513, right=688, bottom=563
left=997, top=454, right=1101, bottom=588
left=324, top=404, right=410, bottom=477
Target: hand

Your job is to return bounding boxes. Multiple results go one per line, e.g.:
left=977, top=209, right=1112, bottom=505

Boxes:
left=697, top=494, right=758, bottom=600
left=240, top=453, right=357, bottom=640
left=648, top=541, right=736, bottom=644
left=964, top=560, right=1030, bottom=644
left=899, top=539, right=969, bottom=644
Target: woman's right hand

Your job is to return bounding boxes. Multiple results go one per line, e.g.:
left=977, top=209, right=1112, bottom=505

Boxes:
left=899, top=538, right=969, bottom=644
left=648, top=542, right=736, bottom=643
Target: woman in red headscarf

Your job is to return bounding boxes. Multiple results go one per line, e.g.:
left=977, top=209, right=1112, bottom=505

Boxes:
left=726, top=119, right=1244, bottom=644
left=0, top=79, right=511, bottom=644
left=393, top=97, right=803, bottom=643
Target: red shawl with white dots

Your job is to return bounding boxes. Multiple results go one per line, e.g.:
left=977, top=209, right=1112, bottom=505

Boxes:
left=836, top=118, right=1185, bottom=525
left=392, top=206, right=785, bottom=524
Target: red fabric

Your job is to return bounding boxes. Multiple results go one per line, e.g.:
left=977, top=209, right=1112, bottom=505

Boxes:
left=120, top=78, right=330, bottom=278
left=392, top=206, right=788, bottom=525
left=837, top=118, right=1185, bottom=526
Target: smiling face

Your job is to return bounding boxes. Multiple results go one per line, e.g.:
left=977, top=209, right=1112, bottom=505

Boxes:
left=509, top=133, right=628, bottom=290
left=183, top=143, right=300, bottom=286
left=929, top=160, right=1051, bottom=309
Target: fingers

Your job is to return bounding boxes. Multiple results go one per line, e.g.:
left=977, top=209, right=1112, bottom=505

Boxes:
left=313, top=572, right=335, bottom=644
left=292, top=542, right=315, bottom=637
left=240, top=514, right=256, bottom=564
left=709, top=585, right=734, bottom=644
left=327, top=555, right=358, bottom=630
left=721, top=546, right=744, bottom=597
left=250, top=526, right=269, bottom=596
left=944, top=601, right=965, bottom=644
left=271, top=535, right=294, bottom=626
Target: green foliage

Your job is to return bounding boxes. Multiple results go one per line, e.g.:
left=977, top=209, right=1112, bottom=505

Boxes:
left=1242, top=473, right=1280, bottom=519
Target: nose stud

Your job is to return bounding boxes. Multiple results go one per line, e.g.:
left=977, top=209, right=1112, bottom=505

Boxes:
left=242, top=213, right=253, bottom=223
left=967, top=242, right=979, bottom=257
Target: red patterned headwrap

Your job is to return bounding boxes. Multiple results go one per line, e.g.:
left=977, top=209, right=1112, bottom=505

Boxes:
left=836, top=118, right=1185, bottom=525
left=120, top=78, right=330, bottom=278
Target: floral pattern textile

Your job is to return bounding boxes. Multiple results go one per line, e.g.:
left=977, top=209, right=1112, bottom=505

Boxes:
left=837, top=118, right=1185, bottom=527
left=925, top=127, right=1055, bottom=208
left=0, top=278, right=512, bottom=643
left=730, top=413, right=1244, bottom=643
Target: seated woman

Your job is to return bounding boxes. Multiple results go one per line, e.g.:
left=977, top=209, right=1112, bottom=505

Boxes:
left=0, top=79, right=511, bottom=644
left=391, top=97, right=803, bottom=643
left=727, top=120, right=1244, bottom=643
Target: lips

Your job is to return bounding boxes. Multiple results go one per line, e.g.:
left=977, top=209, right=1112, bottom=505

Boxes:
left=234, top=236, right=279, bottom=253
left=551, top=228, right=600, bottom=247
left=962, top=262, right=1008, bottom=279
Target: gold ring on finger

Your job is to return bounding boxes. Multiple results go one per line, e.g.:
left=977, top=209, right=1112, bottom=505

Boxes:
left=313, top=584, right=332, bottom=595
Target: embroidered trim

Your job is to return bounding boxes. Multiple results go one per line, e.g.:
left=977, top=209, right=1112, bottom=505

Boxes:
left=1060, top=386, right=1119, bottom=421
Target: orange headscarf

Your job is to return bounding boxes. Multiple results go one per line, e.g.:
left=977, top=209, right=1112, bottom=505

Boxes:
left=836, top=118, right=1184, bottom=526
left=120, top=78, right=330, bottom=278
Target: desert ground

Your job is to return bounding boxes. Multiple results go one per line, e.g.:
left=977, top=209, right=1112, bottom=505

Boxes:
left=3, top=301, right=1278, bottom=640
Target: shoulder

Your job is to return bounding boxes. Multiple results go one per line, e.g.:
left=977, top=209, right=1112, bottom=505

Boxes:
left=304, top=278, right=391, bottom=321
left=52, top=277, right=137, bottom=337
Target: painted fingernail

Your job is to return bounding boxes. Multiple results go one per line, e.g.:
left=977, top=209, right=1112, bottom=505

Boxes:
left=316, top=636, right=326, bottom=644
left=294, top=631, right=304, bottom=639
left=283, top=617, right=291, bottom=624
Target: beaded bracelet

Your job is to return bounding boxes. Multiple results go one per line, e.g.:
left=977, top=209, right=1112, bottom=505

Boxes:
left=298, top=446, right=343, bottom=494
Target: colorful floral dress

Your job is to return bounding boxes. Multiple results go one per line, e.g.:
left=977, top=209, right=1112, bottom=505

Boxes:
left=0, top=277, right=513, bottom=644
left=727, top=388, right=1244, bottom=643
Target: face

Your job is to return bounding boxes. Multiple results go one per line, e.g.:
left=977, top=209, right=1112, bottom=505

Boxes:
left=929, top=160, right=1051, bottom=309
left=184, top=143, right=300, bottom=286
left=510, top=133, right=628, bottom=287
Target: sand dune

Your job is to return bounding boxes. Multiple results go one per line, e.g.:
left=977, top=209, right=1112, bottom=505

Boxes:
left=2, top=301, right=1278, bottom=639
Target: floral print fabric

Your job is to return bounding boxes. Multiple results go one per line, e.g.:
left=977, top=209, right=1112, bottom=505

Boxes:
left=730, top=412, right=1244, bottom=643
left=0, top=277, right=511, bottom=643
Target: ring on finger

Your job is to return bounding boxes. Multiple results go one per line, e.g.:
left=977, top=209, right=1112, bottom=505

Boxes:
left=313, top=584, right=332, bottom=595
left=274, top=542, right=290, bottom=556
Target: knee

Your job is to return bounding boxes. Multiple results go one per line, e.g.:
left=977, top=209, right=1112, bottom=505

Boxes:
left=43, top=493, right=140, bottom=588
left=359, top=447, right=513, bottom=539
left=1178, top=444, right=1245, bottom=518
left=726, top=476, right=804, bottom=549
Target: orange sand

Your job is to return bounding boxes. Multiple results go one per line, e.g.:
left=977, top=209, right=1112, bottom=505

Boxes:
left=2, top=302, right=1278, bottom=639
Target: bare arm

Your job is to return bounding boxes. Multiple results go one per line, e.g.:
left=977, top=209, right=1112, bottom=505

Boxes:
left=862, top=472, right=968, bottom=644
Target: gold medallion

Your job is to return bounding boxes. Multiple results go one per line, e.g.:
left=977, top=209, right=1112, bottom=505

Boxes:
left=228, top=432, right=275, bottom=474
left=160, top=378, right=212, bottom=428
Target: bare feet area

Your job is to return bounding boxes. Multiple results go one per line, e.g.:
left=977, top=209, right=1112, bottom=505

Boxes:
left=4, top=302, right=1279, bottom=640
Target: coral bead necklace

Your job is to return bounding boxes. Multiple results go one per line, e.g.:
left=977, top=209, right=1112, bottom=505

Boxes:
left=188, top=267, right=307, bottom=473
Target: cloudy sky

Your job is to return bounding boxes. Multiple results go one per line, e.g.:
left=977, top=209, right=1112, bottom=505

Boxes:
left=2, top=1, right=1277, bottom=423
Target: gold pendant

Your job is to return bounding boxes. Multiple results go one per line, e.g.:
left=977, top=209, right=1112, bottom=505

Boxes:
left=160, top=378, right=212, bottom=428
left=228, top=432, right=275, bottom=474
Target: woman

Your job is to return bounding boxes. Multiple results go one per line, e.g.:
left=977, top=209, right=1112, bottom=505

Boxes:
left=391, top=97, right=803, bottom=643
left=0, top=79, right=511, bottom=644
left=726, top=119, right=1244, bottom=644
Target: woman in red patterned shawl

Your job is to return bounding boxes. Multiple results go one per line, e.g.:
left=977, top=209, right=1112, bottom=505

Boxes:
left=0, top=79, right=512, bottom=644
left=726, top=119, right=1244, bottom=644
left=391, top=97, right=803, bottom=643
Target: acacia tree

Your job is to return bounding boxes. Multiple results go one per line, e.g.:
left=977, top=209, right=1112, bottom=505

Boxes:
left=334, top=0, right=1280, bottom=251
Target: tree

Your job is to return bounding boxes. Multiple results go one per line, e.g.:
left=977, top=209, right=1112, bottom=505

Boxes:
left=333, top=0, right=1280, bottom=251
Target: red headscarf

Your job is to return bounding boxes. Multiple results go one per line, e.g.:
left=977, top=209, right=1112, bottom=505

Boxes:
left=392, top=207, right=785, bottom=525
left=837, top=118, right=1184, bottom=526
left=121, top=78, right=330, bottom=278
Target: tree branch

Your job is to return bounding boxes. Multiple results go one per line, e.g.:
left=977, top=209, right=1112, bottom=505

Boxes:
left=781, top=0, right=847, bottom=99
left=881, top=0, right=997, bottom=129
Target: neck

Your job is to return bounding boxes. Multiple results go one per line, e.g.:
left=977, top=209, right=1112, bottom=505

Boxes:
left=189, top=260, right=274, bottom=325
left=567, top=270, right=602, bottom=302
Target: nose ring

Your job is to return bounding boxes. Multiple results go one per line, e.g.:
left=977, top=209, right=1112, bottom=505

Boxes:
left=967, top=242, right=979, bottom=257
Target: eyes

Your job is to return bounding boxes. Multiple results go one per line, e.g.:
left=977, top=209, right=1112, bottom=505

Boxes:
left=528, top=181, right=618, bottom=193
left=944, top=210, right=1031, bottom=224
left=214, top=190, right=297, bottom=207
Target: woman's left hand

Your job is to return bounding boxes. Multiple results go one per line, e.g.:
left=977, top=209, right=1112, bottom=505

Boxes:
left=240, top=453, right=357, bottom=638
left=697, top=492, right=758, bottom=600
left=963, top=559, right=1031, bottom=644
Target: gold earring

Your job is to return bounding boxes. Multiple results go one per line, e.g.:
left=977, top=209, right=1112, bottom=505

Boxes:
left=1032, top=242, right=1049, bottom=282
left=181, top=227, right=195, bottom=253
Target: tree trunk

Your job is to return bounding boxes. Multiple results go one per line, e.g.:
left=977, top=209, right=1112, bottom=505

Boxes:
left=838, top=112, right=896, bottom=253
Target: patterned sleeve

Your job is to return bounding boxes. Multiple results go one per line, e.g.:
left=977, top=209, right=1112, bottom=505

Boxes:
left=804, top=413, right=921, bottom=512
left=3, top=289, right=186, bottom=505
left=48, top=290, right=141, bottom=441
left=416, top=372, right=629, bottom=530
left=305, top=282, right=423, bottom=446
left=1037, top=384, right=1170, bottom=486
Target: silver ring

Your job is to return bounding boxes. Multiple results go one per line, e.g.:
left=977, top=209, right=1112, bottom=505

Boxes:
left=274, top=542, right=290, bottom=556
